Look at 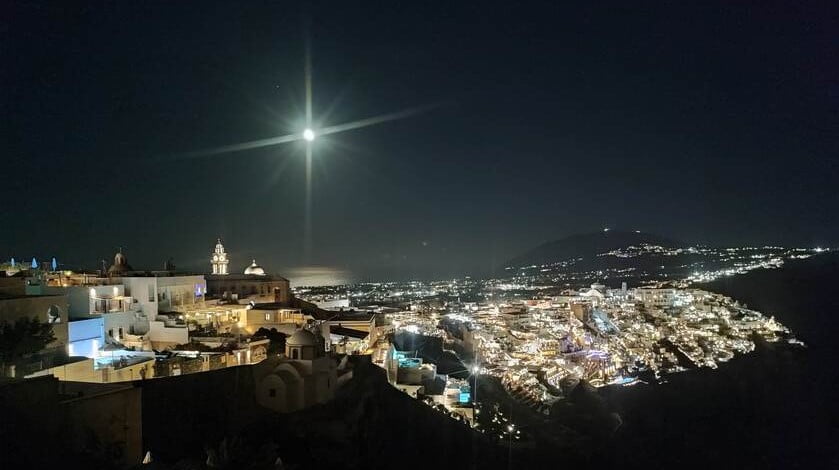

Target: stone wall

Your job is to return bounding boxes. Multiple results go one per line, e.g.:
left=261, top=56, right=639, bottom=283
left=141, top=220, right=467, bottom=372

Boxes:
left=139, top=365, right=260, bottom=461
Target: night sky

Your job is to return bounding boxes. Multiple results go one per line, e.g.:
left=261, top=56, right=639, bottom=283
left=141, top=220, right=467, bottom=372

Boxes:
left=3, top=1, right=838, bottom=281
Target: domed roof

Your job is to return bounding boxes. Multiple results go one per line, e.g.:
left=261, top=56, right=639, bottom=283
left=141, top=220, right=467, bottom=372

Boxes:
left=287, top=329, right=316, bottom=346
left=244, top=259, right=265, bottom=276
left=108, top=250, right=133, bottom=275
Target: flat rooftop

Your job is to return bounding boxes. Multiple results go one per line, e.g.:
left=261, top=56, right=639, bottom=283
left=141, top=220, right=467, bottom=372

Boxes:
left=0, top=293, right=66, bottom=300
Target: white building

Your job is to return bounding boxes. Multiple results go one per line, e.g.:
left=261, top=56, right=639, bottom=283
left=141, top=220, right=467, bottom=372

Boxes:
left=314, top=298, right=350, bottom=310
left=67, top=317, right=104, bottom=358
left=634, top=288, right=677, bottom=309
left=241, top=304, right=308, bottom=335
left=26, top=251, right=207, bottom=351
left=253, top=329, right=337, bottom=413
left=211, top=239, right=230, bottom=275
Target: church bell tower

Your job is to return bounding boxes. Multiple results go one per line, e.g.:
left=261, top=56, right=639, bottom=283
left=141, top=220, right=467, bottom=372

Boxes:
left=211, top=238, right=229, bottom=275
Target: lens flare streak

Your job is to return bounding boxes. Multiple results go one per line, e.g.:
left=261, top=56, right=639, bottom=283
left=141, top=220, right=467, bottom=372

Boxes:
left=319, top=103, right=441, bottom=136
left=178, top=133, right=299, bottom=158
left=177, top=103, right=439, bottom=160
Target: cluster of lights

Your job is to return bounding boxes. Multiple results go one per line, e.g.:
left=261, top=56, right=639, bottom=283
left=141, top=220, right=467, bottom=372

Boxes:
left=380, top=283, right=798, bottom=413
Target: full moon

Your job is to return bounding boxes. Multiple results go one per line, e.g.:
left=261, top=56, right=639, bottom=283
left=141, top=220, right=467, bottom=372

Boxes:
left=303, top=128, right=315, bottom=141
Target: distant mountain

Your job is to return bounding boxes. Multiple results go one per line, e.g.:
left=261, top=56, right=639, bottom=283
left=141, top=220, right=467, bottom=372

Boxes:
left=506, top=230, right=680, bottom=268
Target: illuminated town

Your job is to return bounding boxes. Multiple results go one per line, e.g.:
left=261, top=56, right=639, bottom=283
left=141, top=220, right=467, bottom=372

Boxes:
left=4, top=2, right=837, bottom=468
left=379, top=285, right=793, bottom=411
left=291, top=244, right=819, bottom=424
left=506, top=242, right=824, bottom=287
left=0, top=242, right=816, bottom=457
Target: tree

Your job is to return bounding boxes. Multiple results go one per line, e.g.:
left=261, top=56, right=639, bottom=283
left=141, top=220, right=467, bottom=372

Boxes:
left=254, top=327, right=287, bottom=355
left=0, top=316, right=56, bottom=377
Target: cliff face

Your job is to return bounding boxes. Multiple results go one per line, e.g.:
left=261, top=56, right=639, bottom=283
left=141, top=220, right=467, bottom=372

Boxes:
left=706, top=251, right=839, bottom=348
left=592, top=253, right=839, bottom=469
left=140, top=365, right=261, bottom=462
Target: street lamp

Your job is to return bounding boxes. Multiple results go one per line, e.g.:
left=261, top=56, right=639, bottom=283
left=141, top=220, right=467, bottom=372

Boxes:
left=507, top=423, right=514, bottom=470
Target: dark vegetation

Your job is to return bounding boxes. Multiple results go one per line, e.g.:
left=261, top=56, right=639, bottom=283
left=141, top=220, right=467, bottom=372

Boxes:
left=0, top=316, right=55, bottom=376
left=253, top=327, right=287, bottom=355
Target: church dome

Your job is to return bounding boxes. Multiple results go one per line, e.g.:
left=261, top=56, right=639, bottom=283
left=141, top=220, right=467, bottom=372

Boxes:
left=108, top=250, right=133, bottom=275
left=287, top=329, right=316, bottom=346
left=244, top=259, right=266, bottom=276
